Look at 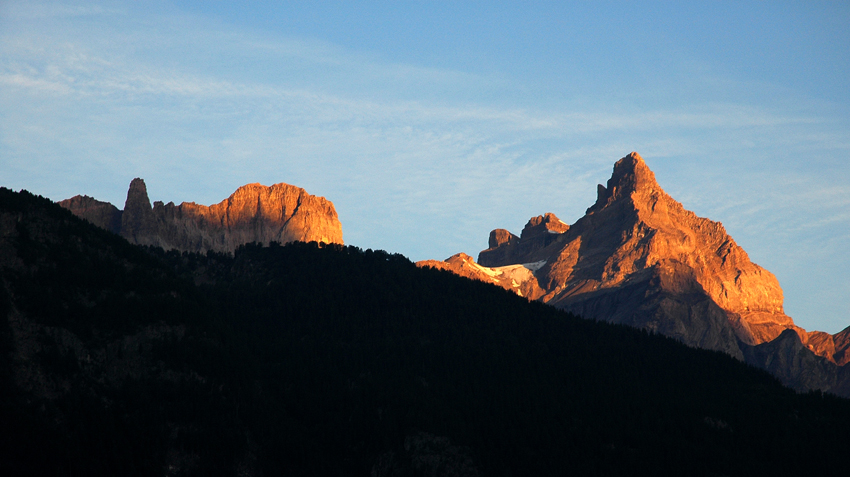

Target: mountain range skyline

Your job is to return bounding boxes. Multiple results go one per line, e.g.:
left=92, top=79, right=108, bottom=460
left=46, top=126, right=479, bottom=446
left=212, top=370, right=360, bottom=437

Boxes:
left=7, top=184, right=850, bottom=474
left=2, top=1, right=848, bottom=333
left=56, top=152, right=850, bottom=395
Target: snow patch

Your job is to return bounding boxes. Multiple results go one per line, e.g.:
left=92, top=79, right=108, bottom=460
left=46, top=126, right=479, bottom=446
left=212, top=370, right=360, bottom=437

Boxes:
left=521, top=260, right=547, bottom=272
left=493, top=263, right=537, bottom=286
left=467, top=259, right=501, bottom=277
left=461, top=257, right=548, bottom=288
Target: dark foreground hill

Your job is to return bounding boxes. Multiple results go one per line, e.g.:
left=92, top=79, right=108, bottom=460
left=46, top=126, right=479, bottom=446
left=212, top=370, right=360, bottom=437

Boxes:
left=2, top=187, right=850, bottom=476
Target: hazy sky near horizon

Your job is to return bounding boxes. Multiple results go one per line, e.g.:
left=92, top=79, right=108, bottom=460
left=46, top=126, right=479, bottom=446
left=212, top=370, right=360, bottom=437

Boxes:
left=2, top=1, right=848, bottom=332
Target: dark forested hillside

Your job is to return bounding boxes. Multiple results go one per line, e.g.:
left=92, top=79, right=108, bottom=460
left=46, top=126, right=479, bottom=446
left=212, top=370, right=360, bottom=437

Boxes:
left=2, top=187, right=850, bottom=476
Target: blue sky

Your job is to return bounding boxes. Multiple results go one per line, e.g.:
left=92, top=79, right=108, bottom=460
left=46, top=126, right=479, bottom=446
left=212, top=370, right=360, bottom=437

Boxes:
left=2, top=1, right=848, bottom=332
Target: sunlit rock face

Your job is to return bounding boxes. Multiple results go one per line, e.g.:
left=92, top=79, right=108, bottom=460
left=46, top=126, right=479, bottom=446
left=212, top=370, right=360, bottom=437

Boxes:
left=417, top=253, right=546, bottom=300
left=479, top=213, right=569, bottom=268
left=424, top=152, right=821, bottom=359
left=538, top=152, right=794, bottom=352
left=61, top=179, right=343, bottom=253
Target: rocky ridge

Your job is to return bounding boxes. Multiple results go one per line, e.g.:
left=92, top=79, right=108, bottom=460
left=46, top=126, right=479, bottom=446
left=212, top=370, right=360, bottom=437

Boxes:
left=60, top=178, right=343, bottom=253
left=417, top=253, right=546, bottom=300
left=419, top=152, right=850, bottom=395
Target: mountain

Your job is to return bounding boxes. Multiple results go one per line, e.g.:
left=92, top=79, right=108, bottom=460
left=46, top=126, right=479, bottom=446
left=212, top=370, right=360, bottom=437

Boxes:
left=4, top=186, right=850, bottom=475
left=59, top=178, right=343, bottom=253
left=420, top=152, right=850, bottom=395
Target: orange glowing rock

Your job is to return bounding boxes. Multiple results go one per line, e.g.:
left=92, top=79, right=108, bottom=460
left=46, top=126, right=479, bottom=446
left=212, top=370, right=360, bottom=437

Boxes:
left=61, top=178, right=343, bottom=253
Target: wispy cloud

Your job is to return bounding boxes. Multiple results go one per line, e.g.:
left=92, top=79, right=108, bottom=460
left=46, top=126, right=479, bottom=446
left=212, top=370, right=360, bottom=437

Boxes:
left=0, top=72, right=72, bottom=93
left=1, top=2, right=126, bottom=20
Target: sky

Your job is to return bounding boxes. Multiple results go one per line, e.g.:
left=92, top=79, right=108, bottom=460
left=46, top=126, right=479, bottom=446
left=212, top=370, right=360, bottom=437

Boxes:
left=1, top=1, right=848, bottom=333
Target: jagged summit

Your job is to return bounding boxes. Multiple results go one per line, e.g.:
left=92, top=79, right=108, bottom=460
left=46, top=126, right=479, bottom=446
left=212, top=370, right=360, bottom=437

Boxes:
left=127, top=177, right=149, bottom=201
left=60, top=178, right=343, bottom=253
left=561, top=155, right=787, bottom=328
left=520, top=212, right=569, bottom=240
left=588, top=151, right=660, bottom=214
left=479, top=212, right=568, bottom=268
left=121, top=178, right=155, bottom=243
left=547, top=153, right=792, bottom=349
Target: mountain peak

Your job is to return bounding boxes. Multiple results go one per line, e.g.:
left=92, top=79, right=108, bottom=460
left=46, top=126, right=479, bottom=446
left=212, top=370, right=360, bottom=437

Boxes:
left=458, top=152, right=791, bottom=348
left=121, top=178, right=154, bottom=242
left=566, top=154, right=789, bottom=339
left=520, top=212, right=569, bottom=240
left=125, top=178, right=153, bottom=213
left=589, top=151, right=660, bottom=214
left=128, top=177, right=148, bottom=193
left=478, top=212, right=568, bottom=268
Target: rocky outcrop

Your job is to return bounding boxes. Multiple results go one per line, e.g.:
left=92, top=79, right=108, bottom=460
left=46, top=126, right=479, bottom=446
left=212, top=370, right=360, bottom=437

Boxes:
left=422, top=152, right=850, bottom=395
left=60, top=178, right=343, bottom=253
left=834, top=326, right=850, bottom=366
left=478, top=213, right=569, bottom=267
left=120, top=178, right=157, bottom=244
left=741, top=330, right=850, bottom=396
left=417, top=253, right=545, bottom=300
left=57, top=195, right=122, bottom=234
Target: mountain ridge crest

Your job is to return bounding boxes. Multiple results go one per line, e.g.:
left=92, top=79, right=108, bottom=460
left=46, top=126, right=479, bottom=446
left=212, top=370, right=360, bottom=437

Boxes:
left=60, top=178, right=343, bottom=253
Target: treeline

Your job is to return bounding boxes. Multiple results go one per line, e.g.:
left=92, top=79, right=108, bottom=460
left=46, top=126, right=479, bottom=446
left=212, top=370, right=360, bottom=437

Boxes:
left=2, top=187, right=850, bottom=475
